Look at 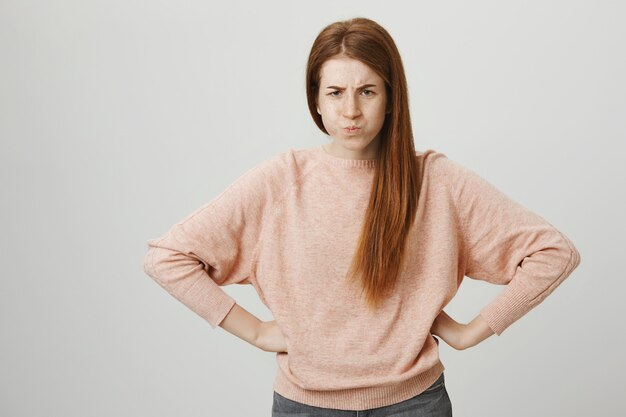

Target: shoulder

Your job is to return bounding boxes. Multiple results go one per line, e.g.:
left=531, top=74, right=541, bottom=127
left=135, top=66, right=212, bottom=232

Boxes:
left=414, top=149, right=491, bottom=204
left=415, top=148, right=480, bottom=183
left=415, top=148, right=457, bottom=180
left=256, top=147, right=314, bottom=185
left=220, top=147, right=311, bottom=202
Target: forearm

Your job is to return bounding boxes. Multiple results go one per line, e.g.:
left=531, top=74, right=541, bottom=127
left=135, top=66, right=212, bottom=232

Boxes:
left=463, top=313, right=495, bottom=348
left=218, top=303, right=263, bottom=346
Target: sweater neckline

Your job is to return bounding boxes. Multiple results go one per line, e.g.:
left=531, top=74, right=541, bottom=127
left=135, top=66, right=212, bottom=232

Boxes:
left=314, top=145, right=378, bottom=168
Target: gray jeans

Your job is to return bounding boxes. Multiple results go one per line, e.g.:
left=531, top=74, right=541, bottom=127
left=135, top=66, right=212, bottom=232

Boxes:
left=272, top=372, right=453, bottom=417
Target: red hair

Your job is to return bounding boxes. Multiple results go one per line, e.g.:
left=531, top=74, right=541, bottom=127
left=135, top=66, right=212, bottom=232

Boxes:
left=306, top=17, right=423, bottom=310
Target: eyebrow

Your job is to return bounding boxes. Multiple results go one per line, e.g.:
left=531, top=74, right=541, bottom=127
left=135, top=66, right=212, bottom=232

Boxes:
left=325, top=84, right=378, bottom=90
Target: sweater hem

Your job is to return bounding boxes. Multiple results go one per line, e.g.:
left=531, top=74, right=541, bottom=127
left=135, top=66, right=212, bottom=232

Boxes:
left=272, top=360, right=446, bottom=411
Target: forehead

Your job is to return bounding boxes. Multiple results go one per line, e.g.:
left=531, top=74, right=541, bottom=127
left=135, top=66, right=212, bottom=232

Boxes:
left=319, top=57, right=382, bottom=84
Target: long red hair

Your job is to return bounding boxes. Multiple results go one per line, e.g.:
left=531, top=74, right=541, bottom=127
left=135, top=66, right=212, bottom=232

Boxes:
left=305, top=17, right=423, bottom=310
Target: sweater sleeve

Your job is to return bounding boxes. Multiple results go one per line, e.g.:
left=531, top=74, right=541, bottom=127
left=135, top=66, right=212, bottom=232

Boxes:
left=142, top=157, right=278, bottom=329
left=437, top=153, right=581, bottom=336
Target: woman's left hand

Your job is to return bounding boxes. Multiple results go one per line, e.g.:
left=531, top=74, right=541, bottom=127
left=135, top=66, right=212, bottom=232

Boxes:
left=430, top=310, right=495, bottom=350
left=430, top=310, right=468, bottom=350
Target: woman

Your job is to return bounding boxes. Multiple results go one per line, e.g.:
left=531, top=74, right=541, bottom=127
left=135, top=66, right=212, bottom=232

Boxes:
left=143, top=17, right=581, bottom=416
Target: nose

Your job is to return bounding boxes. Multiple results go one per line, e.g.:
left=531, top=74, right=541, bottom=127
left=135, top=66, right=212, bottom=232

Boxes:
left=342, top=93, right=361, bottom=118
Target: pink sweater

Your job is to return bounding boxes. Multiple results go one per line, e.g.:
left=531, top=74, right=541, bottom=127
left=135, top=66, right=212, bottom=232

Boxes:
left=143, top=145, right=581, bottom=411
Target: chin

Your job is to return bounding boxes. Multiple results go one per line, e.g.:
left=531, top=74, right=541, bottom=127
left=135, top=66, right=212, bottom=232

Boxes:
left=336, top=135, right=371, bottom=145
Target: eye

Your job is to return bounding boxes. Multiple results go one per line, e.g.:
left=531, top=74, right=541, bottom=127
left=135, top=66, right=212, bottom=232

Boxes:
left=362, top=89, right=374, bottom=96
left=328, top=91, right=341, bottom=97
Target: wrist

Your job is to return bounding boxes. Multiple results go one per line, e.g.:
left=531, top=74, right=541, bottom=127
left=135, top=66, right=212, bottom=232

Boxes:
left=464, top=314, right=495, bottom=348
left=252, top=320, right=265, bottom=347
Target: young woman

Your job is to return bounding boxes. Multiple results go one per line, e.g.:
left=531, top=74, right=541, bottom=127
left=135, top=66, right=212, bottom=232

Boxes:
left=143, top=17, right=581, bottom=416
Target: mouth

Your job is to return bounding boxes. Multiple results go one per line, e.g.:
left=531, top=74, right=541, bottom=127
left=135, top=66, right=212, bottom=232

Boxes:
left=344, top=126, right=361, bottom=133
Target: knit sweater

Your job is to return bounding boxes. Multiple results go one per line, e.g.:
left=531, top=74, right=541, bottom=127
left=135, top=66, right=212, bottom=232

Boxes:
left=142, top=145, right=581, bottom=411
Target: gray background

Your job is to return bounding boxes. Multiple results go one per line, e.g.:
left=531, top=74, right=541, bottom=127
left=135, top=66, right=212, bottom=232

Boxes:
left=1, top=1, right=624, bottom=416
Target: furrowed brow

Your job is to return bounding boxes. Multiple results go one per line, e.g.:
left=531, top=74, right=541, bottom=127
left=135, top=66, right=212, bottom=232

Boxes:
left=325, top=84, right=378, bottom=90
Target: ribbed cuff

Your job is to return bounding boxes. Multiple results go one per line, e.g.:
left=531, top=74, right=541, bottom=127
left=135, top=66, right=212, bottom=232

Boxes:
left=181, top=275, right=237, bottom=329
left=479, top=284, right=532, bottom=336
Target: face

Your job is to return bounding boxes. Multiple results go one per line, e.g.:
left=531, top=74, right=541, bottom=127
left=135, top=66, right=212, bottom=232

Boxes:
left=316, top=56, right=389, bottom=159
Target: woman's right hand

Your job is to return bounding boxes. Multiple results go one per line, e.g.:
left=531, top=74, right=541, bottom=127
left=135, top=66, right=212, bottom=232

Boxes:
left=254, top=320, right=288, bottom=353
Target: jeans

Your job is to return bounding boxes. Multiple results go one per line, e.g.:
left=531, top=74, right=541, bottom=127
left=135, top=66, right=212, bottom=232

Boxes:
left=272, top=372, right=453, bottom=417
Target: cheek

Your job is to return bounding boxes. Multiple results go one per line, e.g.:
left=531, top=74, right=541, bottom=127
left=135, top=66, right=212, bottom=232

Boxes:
left=367, top=103, right=387, bottom=121
left=319, top=104, right=338, bottom=121
left=318, top=107, right=338, bottom=131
